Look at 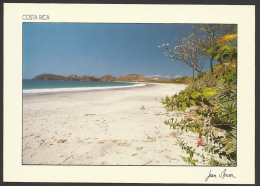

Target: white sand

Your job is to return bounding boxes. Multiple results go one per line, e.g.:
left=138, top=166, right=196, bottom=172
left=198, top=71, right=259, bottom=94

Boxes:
left=23, top=83, right=206, bottom=165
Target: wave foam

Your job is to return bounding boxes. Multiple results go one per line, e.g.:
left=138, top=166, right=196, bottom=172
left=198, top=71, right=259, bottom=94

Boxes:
left=23, top=83, right=146, bottom=94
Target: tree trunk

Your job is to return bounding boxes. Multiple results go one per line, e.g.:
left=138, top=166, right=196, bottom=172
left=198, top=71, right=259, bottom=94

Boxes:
left=192, top=66, right=194, bottom=80
left=210, top=31, right=214, bottom=74
left=210, top=57, right=213, bottom=74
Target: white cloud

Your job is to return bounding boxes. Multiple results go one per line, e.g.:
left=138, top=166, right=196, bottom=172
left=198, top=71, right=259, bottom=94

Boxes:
left=174, top=75, right=182, bottom=78
left=144, top=74, right=171, bottom=79
left=144, top=74, right=183, bottom=79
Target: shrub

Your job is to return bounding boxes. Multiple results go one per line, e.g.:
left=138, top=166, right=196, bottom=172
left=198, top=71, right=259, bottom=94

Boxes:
left=161, top=63, right=237, bottom=166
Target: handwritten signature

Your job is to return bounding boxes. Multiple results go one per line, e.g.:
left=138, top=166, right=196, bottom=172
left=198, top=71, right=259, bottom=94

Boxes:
left=205, top=169, right=236, bottom=182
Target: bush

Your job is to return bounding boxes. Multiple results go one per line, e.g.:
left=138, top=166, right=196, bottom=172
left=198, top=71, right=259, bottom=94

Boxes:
left=213, top=63, right=220, bottom=68
left=161, top=63, right=237, bottom=166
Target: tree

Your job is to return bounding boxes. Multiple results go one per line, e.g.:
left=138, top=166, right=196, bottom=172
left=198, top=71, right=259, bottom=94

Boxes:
left=203, top=25, right=237, bottom=65
left=159, top=28, right=207, bottom=80
left=200, top=24, right=237, bottom=73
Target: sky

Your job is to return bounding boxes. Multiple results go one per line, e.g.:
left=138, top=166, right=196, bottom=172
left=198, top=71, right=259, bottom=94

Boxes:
left=23, top=23, right=217, bottom=79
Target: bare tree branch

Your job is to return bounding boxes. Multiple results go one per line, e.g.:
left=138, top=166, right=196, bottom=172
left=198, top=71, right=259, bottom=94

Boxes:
left=159, top=27, right=207, bottom=79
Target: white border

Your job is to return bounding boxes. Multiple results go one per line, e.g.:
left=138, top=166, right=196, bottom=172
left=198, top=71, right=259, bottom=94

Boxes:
left=4, top=4, right=255, bottom=183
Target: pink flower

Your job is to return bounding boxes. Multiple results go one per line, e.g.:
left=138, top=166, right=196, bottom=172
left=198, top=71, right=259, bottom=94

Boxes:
left=197, top=141, right=202, bottom=148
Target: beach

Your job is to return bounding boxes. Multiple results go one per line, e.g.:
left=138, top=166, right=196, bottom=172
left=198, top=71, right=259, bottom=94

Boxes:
left=23, top=83, right=204, bottom=165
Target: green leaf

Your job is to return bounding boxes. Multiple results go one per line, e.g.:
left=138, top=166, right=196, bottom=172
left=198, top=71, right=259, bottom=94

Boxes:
left=190, top=100, right=196, bottom=105
left=223, top=54, right=229, bottom=59
left=185, top=101, right=190, bottom=108
left=230, top=70, right=237, bottom=77
left=214, top=53, right=221, bottom=61
left=203, top=88, right=217, bottom=97
left=195, top=100, right=202, bottom=106
left=203, top=98, right=214, bottom=107
left=191, top=91, right=201, bottom=99
left=189, top=127, right=195, bottom=133
left=181, top=102, right=187, bottom=111
left=195, top=128, right=201, bottom=133
left=207, top=47, right=214, bottom=54
left=222, top=48, right=229, bottom=55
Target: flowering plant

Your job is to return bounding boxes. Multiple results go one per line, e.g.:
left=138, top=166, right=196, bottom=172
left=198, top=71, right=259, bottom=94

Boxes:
left=197, top=140, right=202, bottom=148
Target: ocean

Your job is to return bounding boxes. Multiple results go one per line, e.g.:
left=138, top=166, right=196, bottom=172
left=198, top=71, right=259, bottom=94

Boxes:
left=23, top=79, right=146, bottom=95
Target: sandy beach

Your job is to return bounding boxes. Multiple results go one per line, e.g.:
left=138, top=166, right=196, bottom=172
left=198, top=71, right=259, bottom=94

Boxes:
left=23, top=83, right=205, bottom=165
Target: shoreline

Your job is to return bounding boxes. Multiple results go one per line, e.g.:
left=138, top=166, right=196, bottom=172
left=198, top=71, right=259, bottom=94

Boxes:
left=23, top=80, right=188, bottom=97
left=23, top=82, right=151, bottom=97
left=22, top=84, right=154, bottom=97
left=22, top=83, right=207, bottom=165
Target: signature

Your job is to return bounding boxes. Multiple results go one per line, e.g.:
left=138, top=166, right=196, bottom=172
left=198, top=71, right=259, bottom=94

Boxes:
left=205, top=169, right=236, bottom=182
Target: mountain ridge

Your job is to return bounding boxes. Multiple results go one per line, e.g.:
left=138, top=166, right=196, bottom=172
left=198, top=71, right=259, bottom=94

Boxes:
left=32, top=73, right=148, bottom=82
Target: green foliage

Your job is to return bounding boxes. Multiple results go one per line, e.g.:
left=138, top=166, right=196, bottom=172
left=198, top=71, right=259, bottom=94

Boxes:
left=161, top=62, right=237, bottom=166
left=169, top=76, right=192, bottom=84
left=146, top=76, right=191, bottom=84
left=165, top=116, right=236, bottom=166
left=176, top=140, right=199, bottom=166
left=191, top=91, right=201, bottom=98
left=196, top=71, right=208, bottom=79
left=203, top=88, right=217, bottom=97
left=213, top=63, right=220, bottom=68
left=189, top=71, right=219, bottom=88
left=161, top=85, right=217, bottom=112
left=227, top=125, right=237, bottom=151
left=164, top=118, right=202, bottom=134
left=203, top=41, right=237, bottom=64
left=159, top=24, right=237, bottom=166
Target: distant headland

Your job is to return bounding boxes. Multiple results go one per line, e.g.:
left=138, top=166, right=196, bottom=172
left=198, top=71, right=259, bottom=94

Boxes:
left=32, top=73, right=148, bottom=82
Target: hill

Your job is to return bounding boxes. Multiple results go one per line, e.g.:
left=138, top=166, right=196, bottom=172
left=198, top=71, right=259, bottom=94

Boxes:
left=116, top=74, right=147, bottom=82
left=99, top=75, right=116, bottom=82
left=33, top=74, right=99, bottom=81
left=33, top=74, right=66, bottom=80
left=32, top=73, right=147, bottom=82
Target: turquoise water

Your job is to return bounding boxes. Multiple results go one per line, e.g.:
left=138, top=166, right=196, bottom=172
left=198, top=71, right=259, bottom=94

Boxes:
left=23, top=79, right=137, bottom=89
left=23, top=79, right=145, bottom=95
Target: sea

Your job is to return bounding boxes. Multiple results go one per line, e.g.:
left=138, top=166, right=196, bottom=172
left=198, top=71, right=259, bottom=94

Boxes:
left=23, top=79, right=146, bottom=96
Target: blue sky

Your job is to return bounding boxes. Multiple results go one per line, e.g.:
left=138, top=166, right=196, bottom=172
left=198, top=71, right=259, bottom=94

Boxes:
left=23, top=23, right=216, bottom=79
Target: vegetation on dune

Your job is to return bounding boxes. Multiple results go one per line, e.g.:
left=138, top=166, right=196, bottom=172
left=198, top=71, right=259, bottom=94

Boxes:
left=159, top=24, right=237, bottom=166
left=146, top=76, right=190, bottom=84
left=169, top=76, right=192, bottom=84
